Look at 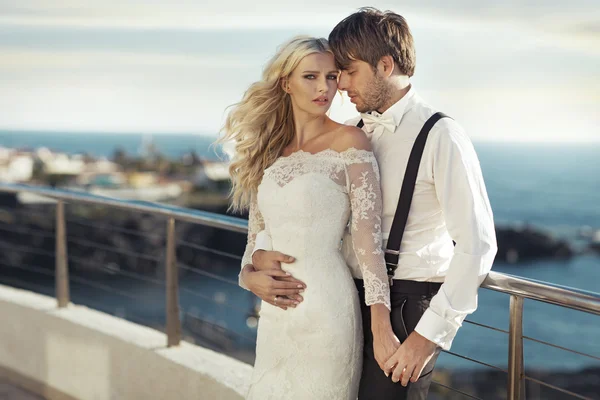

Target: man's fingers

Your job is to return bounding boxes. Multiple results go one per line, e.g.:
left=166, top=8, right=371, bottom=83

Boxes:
left=272, top=288, right=305, bottom=296
left=267, top=278, right=306, bottom=290
left=410, top=362, right=425, bottom=383
left=384, top=355, right=398, bottom=374
left=274, top=251, right=295, bottom=263
left=264, top=297, right=294, bottom=309
left=400, top=364, right=415, bottom=387
left=263, top=269, right=291, bottom=278
left=265, top=299, right=287, bottom=310
left=384, top=357, right=397, bottom=377
left=391, top=364, right=405, bottom=384
left=273, top=275, right=306, bottom=287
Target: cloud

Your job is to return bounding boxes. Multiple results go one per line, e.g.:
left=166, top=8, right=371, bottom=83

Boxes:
left=0, top=1, right=598, bottom=141
left=0, top=48, right=260, bottom=70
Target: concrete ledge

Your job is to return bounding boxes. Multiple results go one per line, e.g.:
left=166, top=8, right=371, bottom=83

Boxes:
left=0, top=284, right=252, bottom=400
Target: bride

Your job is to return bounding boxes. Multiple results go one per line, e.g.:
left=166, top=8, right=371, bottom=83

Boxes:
left=221, top=36, right=394, bottom=399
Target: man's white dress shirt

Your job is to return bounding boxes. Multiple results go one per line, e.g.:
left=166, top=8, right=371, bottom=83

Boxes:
left=252, top=86, right=497, bottom=350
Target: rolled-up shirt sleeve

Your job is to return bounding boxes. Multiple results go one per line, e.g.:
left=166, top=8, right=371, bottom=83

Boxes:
left=414, top=123, right=497, bottom=350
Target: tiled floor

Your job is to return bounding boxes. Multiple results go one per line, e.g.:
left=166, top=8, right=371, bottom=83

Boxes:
left=0, top=378, right=44, bottom=400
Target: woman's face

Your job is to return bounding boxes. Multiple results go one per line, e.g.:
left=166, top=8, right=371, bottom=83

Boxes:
left=285, top=52, right=339, bottom=116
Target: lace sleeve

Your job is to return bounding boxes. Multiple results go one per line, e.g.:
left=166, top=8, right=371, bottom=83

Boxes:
left=239, top=196, right=265, bottom=290
left=343, top=149, right=391, bottom=310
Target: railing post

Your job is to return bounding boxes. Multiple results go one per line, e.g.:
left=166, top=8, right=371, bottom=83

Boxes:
left=55, top=200, right=70, bottom=308
left=508, top=295, right=525, bottom=400
left=166, top=217, right=181, bottom=347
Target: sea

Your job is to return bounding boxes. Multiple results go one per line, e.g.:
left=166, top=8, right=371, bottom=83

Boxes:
left=1, top=129, right=599, bottom=372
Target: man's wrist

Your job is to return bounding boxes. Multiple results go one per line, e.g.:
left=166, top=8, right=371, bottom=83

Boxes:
left=411, top=330, right=438, bottom=350
left=241, top=264, right=256, bottom=284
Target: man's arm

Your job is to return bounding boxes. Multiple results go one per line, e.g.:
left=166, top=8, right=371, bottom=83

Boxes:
left=241, top=228, right=305, bottom=309
left=385, top=120, right=497, bottom=385
left=413, top=121, right=497, bottom=349
left=251, top=231, right=296, bottom=270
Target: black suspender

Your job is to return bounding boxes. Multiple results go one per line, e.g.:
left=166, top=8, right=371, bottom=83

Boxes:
left=357, top=112, right=451, bottom=285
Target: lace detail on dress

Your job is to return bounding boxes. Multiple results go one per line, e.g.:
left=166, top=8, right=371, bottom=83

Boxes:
left=264, top=149, right=346, bottom=188
left=239, top=197, right=265, bottom=289
left=342, top=150, right=391, bottom=311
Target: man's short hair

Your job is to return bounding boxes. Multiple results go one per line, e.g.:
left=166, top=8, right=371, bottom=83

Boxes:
left=329, top=7, right=416, bottom=76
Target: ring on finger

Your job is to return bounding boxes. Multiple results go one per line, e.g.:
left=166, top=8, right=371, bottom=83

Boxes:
left=273, top=295, right=278, bottom=304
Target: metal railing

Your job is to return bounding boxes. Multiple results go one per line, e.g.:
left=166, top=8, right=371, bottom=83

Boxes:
left=1, top=183, right=599, bottom=400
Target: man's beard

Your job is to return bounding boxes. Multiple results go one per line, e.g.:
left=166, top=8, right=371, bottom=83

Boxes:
left=356, top=72, right=391, bottom=113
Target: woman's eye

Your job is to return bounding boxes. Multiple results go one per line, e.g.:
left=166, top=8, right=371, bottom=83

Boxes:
left=304, top=75, right=315, bottom=79
left=327, top=75, right=338, bottom=80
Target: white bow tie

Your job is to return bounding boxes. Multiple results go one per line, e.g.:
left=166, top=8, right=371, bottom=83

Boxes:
left=360, top=112, right=397, bottom=138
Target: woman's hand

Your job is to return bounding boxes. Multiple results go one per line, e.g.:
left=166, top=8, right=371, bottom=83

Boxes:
left=370, top=303, right=399, bottom=370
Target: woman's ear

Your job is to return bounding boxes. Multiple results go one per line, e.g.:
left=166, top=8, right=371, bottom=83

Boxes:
left=281, top=78, right=290, bottom=94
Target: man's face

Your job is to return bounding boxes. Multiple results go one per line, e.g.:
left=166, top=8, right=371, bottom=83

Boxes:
left=337, top=59, right=390, bottom=113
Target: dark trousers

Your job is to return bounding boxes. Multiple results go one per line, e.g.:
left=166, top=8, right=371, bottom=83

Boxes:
left=355, top=279, right=442, bottom=400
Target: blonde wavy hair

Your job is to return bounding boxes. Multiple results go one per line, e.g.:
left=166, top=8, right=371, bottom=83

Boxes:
left=219, top=36, right=332, bottom=212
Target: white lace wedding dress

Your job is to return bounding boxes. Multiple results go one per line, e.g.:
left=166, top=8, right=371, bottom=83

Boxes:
left=240, top=148, right=391, bottom=400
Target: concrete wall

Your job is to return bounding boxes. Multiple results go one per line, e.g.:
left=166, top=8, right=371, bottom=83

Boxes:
left=0, top=284, right=252, bottom=400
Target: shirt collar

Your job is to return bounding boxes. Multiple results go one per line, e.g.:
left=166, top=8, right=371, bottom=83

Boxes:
left=367, top=85, right=416, bottom=130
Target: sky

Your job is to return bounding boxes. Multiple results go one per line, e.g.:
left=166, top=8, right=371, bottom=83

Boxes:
left=0, top=0, right=599, bottom=143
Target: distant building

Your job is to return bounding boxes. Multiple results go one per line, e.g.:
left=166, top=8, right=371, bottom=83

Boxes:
left=0, top=147, right=35, bottom=182
left=193, top=161, right=230, bottom=190
left=43, top=153, right=85, bottom=175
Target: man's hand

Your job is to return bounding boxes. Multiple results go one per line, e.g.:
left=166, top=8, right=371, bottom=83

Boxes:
left=241, top=265, right=305, bottom=310
left=252, top=250, right=295, bottom=271
left=383, top=331, right=438, bottom=386
left=251, top=250, right=304, bottom=304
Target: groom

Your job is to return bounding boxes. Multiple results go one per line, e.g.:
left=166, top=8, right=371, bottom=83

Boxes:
left=240, top=8, right=497, bottom=400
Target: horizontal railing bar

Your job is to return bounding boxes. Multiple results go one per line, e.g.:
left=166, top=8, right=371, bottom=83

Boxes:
left=178, top=263, right=239, bottom=286
left=523, top=375, right=592, bottom=400
left=522, top=335, right=600, bottom=362
left=0, top=242, right=55, bottom=258
left=464, top=319, right=509, bottom=335
left=0, top=205, right=50, bottom=219
left=2, top=184, right=600, bottom=314
left=68, top=254, right=159, bottom=275
left=431, top=380, right=484, bottom=400
left=109, top=268, right=165, bottom=286
left=68, top=275, right=155, bottom=302
left=68, top=237, right=162, bottom=263
left=482, top=271, right=600, bottom=316
left=1, top=183, right=248, bottom=233
left=1, top=262, right=55, bottom=278
left=66, top=217, right=165, bottom=240
left=443, top=350, right=508, bottom=373
left=0, top=224, right=55, bottom=239
left=177, top=239, right=243, bottom=261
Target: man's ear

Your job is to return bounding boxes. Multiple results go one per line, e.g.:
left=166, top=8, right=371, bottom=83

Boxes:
left=378, top=55, right=396, bottom=78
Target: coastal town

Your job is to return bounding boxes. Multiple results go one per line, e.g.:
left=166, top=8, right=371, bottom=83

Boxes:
left=0, top=138, right=231, bottom=207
